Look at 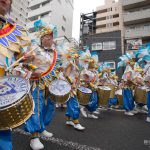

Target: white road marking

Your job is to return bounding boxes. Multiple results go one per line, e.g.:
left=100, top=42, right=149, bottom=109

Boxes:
left=14, top=128, right=101, bottom=150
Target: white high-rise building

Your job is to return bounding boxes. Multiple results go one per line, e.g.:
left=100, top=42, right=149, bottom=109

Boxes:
left=28, top=0, right=74, bottom=38
left=8, top=0, right=29, bottom=27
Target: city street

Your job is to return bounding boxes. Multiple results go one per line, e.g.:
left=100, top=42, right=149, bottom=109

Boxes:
left=13, top=108, right=150, bottom=150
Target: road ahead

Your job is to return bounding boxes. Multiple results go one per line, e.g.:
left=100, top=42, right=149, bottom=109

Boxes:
left=13, top=108, right=150, bottom=150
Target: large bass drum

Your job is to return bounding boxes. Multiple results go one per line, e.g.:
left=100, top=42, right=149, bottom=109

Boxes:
left=49, top=79, right=71, bottom=104
left=77, top=86, right=92, bottom=105
left=134, top=87, right=147, bottom=104
left=0, top=76, right=33, bottom=130
left=97, top=86, right=111, bottom=106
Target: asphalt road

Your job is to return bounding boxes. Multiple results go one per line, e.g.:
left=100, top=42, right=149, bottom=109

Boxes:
left=13, top=108, right=150, bottom=150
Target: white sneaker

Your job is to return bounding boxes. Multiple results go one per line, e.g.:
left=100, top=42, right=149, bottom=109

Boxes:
left=130, top=110, right=138, bottom=114
left=87, top=114, right=98, bottom=119
left=66, top=121, right=74, bottom=126
left=124, top=111, right=134, bottom=116
left=74, top=124, right=85, bottom=130
left=30, top=138, right=44, bottom=150
left=146, top=117, right=150, bottom=123
left=143, top=105, right=148, bottom=111
left=80, top=107, right=87, bottom=118
left=41, top=130, right=53, bottom=138
left=93, top=110, right=100, bottom=115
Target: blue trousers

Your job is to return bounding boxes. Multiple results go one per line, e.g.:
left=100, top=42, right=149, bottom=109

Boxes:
left=86, top=91, right=98, bottom=112
left=66, top=96, right=80, bottom=120
left=122, top=88, right=135, bottom=111
left=0, top=130, right=12, bottom=150
left=25, top=87, right=55, bottom=134
left=108, top=97, right=118, bottom=107
left=147, top=91, right=150, bottom=117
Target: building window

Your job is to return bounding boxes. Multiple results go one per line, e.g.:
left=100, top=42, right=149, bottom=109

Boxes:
left=113, top=22, right=119, bottom=26
left=63, top=16, right=66, bottom=22
left=96, top=17, right=106, bottom=21
left=41, top=12, right=50, bottom=18
left=62, top=26, right=65, bottom=32
left=113, top=14, right=119, bottom=18
left=42, top=0, right=50, bottom=6
left=106, top=61, right=116, bottom=69
left=103, top=41, right=116, bottom=50
left=107, top=8, right=112, bottom=12
left=92, top=43, right=102, bottom=51
left=58, top=0, right=61, bottom=4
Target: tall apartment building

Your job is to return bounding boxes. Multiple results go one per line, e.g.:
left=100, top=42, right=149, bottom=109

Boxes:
left=121, top=0, right=150, bottom=52
left=79, top=0, right=123, bottom=74
left=28, top=0, right=74, bottom=38
left=96, top=0, right=123, bottom=34
left=8, top=0, right=29, bottom=27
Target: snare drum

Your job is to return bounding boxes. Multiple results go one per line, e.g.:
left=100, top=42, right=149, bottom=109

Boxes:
left=134, top=87, right=147, bottom=104
left=97, top=86, right=111, bottom=106
left=0, top=76, right=33, bottom=130
left=77, top=86, right=92, bottom=105
left=49, top=79, right=71, bottom=104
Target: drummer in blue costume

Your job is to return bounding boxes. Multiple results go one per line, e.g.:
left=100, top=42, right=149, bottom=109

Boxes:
left=142, top=55, right=150, bottom=122
left=58, top=47, right=85, bottom=130
left=121, top=59, right=138, bottom=116
left=145, top=76, right=150, bottom=122
left=24, top=20, right=57, bottom=150
left=80, top=50, right=99, bottom=119
left=0, top=0, right=32, bottom=149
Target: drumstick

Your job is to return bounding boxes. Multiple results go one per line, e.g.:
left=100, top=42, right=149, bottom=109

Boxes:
left=6, top=46, right=38, bottom=71
left=0, top=84, right=7, bottom=87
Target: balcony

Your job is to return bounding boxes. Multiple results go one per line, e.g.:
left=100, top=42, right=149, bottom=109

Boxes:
left=29, top=0, right=50, bottom=7
left=124, top=9, right=150, bottom=25
left=122, top=0, right=150, bottom=9
left=28, top=4, right=52, bottom=18
left=96, top=26, right=120, bottom=34
left=96, top=18, right=120, bottom=26
left=125, top=27, right=150, bottom=39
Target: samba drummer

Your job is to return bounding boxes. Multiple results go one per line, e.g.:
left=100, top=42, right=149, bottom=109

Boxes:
left=133, top=65, right=146, bottom=112
left=144, top=76, right=150, bottom=122
left=0, top=0, right=33, bottom=149
left=59, top=47, right=85, bottom=131
left=121, top=59, right=138, bottom=116
left=80, top=51, right=99, bottom=119
left=142, top=59, right=150, bottom=122
left=24, top=20, right=57, bottom=150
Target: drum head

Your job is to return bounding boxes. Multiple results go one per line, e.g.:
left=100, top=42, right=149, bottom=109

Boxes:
left=78, top=86, right=92, bottom=94
left=0, top=76, right=29, bottom=108
left=99, top=86, right=111, bottom=91
left=49, top=79, right=71, bottom=96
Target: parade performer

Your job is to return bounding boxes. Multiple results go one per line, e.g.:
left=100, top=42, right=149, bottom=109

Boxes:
left=0, top=0, right=32, bottom=149
left=24, top=20, right=57, bottom=150
left=59, top=47, right=85, bottom=130
left=145, top=76, right=150, bottom=122
left=107, top=74, right=119, bottom=108
left=80, top=51, right=99, bottom=119
left=118, top=54, right=138, bottom=116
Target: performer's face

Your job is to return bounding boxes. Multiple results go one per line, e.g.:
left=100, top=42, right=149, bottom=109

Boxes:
left=0, top=0, right=11, bottom=15
left=41, top=34, right=53, bottom=48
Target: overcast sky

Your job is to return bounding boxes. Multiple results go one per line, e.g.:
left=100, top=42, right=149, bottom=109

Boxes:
left=72, top=0, right=105, bottom=41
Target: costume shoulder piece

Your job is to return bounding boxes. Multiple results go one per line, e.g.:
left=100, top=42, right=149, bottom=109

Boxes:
left=0, top=15, right=31, bottom=58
